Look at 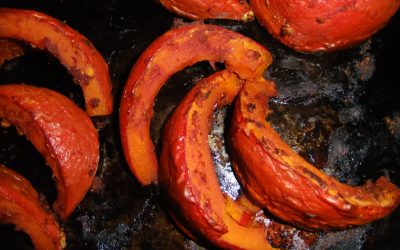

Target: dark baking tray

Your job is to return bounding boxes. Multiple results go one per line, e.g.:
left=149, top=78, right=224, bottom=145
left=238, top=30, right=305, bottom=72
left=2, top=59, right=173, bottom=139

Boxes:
left=0, top=0, right=399, bottom=249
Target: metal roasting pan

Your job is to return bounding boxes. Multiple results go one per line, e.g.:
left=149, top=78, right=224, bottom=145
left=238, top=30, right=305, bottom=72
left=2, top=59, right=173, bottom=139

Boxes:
left=0, top=0, right=399, bottom=249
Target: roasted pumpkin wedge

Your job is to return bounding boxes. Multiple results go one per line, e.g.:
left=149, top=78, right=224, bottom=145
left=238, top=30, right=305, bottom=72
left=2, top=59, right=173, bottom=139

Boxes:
left=120, top=23, right=272, bottom=185
left=229, top=79, right=400, bottom=230
left=158, top=0, right=253, bottom=21
left=0, top=84, right=99, bottom=220
left=0, top=164, right=65, bottom=250
left=250, top=0, right=400, bottom=52
left=0, top=8, right=113, bottom=116
left=0, top=40, right=24, bottom=67
left=160, top=71, right=273, bottom=249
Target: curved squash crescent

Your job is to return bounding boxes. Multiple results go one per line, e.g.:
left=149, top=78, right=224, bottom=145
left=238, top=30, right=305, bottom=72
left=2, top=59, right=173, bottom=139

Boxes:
left=0, top=164, right=65, bottom=250
left=120, top=23, right=272, bottom=185
left=0, top=84, right=99, bottom=220
left=160, top=71, right=273, bottom=249
left=0, top=8, right=113, bottom=116
left=229, top=79, right=400, bottom=230
left=250, top=0, right=400, bottom=52
left=158, top=0, right=253, bottom=21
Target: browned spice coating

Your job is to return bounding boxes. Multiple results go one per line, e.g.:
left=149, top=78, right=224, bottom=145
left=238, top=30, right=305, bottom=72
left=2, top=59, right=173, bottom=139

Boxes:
left=0, top=8, right=113, bottom=116
left=229, top=79, right=400, bottom=230
left=160, top=70, right=273, bottom=249
left=120, top=23, right=272, bottom=185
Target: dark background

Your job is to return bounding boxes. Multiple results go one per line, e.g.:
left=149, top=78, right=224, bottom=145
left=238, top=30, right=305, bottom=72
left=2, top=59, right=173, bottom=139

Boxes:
left=0, top=0, right=399, bottom=249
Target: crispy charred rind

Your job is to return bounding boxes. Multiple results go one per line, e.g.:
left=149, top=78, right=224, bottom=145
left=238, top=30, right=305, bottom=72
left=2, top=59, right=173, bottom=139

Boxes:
left=0, top=8, right=113, bottom=116
left=160, top=71, right=272, bottom=249
left=0, top=165, right=65, bottom=250
left=0, top=40, right=24, bottom=66
left=229, top=79, right=400, bottom=230
left=158, top=0, right=254, bottom=21
left=120, top=23, right=272, bottom=185
left=250, top=0, right=400, bottom=52
left=0, top=84, right=99, bottom=220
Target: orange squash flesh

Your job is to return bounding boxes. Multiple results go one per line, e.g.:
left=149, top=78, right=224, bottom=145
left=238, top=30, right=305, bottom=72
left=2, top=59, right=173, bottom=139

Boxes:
left=229, top=79, right=400, bottom=230
left=0, top=8, right=113, bottom=116
left=160, top=70, right=272, bottom=249
left=120, top=23, right=272, bottom=185
left=158, top=0, right=254, bottom=21
left=0, top=164, right=65, bottom=250
left=250, top=0, right=400, bottom=52
left=0, top=40, right=24, bottom=67
left=0, top=84, right=99, bottom=220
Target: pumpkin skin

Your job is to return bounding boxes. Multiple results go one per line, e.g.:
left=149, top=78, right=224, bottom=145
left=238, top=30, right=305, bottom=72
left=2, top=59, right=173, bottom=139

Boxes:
left=250, top=0, right=400, bottom=52
left=0, top=165, right=65, bottom=250
left=0, top=84, right=99, bottom=220
left=158, top=0, right=254, bottom=21
left=120, top=23, right=272, bottom=185
left=160, top=70, right=272, bottom=250
left=228, top=79, right=400, bottom=230
left=0, top=8, right=113, bottom=116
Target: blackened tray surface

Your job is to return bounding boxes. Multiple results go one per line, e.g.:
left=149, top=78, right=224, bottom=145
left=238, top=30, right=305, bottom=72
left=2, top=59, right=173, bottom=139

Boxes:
left=0, top=0, right=399, bottom=249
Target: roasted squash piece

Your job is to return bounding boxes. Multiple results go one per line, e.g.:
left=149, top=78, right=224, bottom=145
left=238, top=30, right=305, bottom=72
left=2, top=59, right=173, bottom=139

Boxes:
left=0, top=84, right=99, bottom=220
left=0, top=8, right=113, bottom=116
left=158, top=0, right=253, bottom=21
left=0, top=164, right=65, bottom=250
left=250, top=0, right=400, bottom=52
left=120, top=23, right=272, bottom=185
left=229, top=79, right=400, bottom=230
left=160, top=71, right=272, bottom=249
left=0, top=40, right=24, bottom=67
